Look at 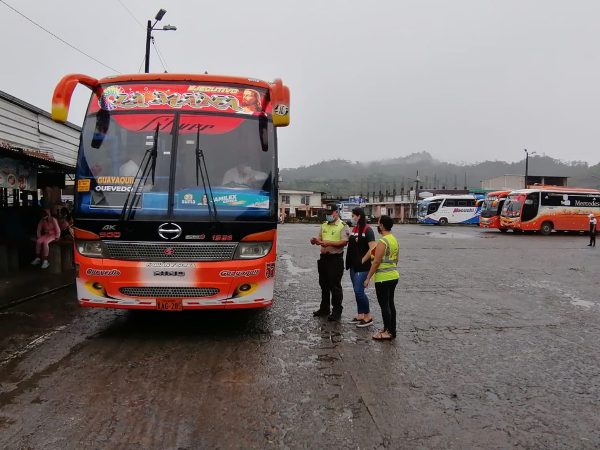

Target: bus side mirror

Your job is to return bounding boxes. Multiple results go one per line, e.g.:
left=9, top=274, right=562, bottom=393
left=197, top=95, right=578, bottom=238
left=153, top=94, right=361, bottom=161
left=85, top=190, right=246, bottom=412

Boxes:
left=270, top=79, right=290, bottom=127
left=51, top=73, right=98, bottom=123
left=91, top=109, right=110, bottom=149
left=259, top=113, right=268, bottom=152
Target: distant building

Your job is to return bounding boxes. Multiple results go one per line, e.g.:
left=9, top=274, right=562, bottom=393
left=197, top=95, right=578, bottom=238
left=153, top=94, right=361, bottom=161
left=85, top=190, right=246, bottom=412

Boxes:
left=279, top=189, right=322, bottom=220
left=364, top=193, right=415, bottom=223
left=481, top=174, right=568, bottom=191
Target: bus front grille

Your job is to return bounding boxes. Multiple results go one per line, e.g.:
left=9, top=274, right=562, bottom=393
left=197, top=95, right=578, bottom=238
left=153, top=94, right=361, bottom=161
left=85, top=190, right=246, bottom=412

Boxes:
left=102, top=241, right=238, bottom=261
left=119, top=287, right=220, bottom=298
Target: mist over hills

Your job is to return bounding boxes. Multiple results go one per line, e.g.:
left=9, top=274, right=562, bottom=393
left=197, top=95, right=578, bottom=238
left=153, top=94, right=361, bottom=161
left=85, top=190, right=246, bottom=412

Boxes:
left=280, top=152, right=600, bottom=197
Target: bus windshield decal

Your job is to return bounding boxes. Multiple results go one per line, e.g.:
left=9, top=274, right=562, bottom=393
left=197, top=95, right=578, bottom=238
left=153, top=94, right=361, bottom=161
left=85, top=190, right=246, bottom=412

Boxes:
left=91, top=84, right=268, bottom=115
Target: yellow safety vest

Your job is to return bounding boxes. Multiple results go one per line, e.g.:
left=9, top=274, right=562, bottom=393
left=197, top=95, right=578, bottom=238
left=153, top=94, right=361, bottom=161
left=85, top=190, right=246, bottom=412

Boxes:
left=320, top=219, right=346, bottom=242
left=374, top=233, right=399, bottom=283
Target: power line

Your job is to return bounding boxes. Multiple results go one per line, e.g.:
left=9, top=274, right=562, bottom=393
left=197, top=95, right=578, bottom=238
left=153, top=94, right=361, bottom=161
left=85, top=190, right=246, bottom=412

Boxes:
left=115, top=0, right=145, bottom=30
left=0, top=0, right=121, bottom=74
left=137, top=54, right=146, bottom=73
left=152, top=37, right=169, bottom=72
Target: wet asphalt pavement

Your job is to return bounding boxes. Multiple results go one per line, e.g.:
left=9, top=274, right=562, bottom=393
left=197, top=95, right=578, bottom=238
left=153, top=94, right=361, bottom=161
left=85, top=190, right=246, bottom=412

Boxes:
left=1, top=224, right=600, bottom=449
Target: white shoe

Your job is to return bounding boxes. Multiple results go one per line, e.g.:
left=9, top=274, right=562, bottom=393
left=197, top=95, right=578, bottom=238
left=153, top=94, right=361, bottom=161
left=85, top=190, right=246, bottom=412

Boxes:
left=41, top=260, right=49, bottom=269
left=31, top=257, right=41, bottom=265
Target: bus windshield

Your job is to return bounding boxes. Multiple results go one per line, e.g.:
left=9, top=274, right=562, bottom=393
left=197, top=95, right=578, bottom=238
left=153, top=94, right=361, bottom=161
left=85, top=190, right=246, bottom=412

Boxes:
left=481, top=199, right=501, bottom=218
left=75, top=83, right=275, bottom=222
left=501, top=195, right=525, bottom=218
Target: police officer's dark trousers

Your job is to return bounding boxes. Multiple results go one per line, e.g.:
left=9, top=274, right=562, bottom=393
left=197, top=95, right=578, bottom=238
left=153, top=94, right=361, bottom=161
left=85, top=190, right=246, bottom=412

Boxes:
left=590, top=225, right=596, bottom=247
left=317, top=253, right=344, bottom=315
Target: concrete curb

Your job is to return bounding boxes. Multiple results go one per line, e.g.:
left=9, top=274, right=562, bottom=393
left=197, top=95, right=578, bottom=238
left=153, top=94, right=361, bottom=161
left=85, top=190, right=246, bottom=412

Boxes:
left=0, top=282, right=74, bottom=311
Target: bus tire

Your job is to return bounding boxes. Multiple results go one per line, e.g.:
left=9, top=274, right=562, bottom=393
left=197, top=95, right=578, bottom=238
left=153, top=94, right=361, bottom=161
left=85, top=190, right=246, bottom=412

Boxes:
left=540, top=222, right=553, bottom=236
left=499, top=228, right=508, bottom=233
left=438, top=217, right=448, bottom=226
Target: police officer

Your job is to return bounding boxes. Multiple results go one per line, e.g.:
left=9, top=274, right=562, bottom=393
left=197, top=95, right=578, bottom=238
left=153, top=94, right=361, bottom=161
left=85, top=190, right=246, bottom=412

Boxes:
left=310, top=205, right=350, bottom=321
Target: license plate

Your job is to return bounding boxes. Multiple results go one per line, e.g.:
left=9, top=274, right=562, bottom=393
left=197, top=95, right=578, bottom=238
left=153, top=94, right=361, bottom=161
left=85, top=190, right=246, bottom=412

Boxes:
left=157, top=299, right=182, bottom=311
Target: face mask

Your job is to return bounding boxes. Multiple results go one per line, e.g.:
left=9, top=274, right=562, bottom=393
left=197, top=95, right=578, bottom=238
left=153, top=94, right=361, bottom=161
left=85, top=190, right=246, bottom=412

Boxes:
left=351, top=218, right=358, bottom=226
left=326, top=214, right=334, bottom=222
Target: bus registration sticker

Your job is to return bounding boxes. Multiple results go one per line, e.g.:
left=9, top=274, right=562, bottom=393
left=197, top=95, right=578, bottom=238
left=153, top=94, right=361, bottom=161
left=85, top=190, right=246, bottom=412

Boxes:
left=157, top=299, right=182, bottom=311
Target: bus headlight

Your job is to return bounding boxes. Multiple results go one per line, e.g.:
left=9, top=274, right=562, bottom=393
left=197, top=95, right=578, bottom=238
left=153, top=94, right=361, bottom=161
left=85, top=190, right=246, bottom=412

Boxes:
left=76, top=240, right=104, bottom=258
left=234, top=242, right=272, bottom=259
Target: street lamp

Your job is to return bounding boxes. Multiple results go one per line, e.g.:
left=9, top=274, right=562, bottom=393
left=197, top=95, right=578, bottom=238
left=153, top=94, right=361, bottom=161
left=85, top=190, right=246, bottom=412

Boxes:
left=145, top=9, right=177, bottom=73
left=524, top=148, right=537, bottom=188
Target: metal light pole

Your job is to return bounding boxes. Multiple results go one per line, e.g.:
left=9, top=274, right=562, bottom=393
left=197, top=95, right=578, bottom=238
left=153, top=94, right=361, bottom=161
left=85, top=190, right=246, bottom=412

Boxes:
left=145, top=9, right=177, bottom=73
left=524, top=148, right=537, bottom=188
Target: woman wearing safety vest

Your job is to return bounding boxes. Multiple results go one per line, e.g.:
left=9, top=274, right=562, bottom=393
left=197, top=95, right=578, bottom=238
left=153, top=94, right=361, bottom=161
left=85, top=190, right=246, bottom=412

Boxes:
left=363, top=215, right=399, bottom=341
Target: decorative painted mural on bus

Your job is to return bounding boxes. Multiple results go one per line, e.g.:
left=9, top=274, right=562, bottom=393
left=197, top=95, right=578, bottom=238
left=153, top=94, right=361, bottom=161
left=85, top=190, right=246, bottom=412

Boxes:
left=91, top=84, right=268, bottom=115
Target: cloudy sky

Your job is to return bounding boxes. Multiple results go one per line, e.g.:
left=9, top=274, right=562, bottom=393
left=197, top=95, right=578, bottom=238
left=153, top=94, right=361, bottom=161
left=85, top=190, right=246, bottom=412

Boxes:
left=1, top=0, right=599, bottom=168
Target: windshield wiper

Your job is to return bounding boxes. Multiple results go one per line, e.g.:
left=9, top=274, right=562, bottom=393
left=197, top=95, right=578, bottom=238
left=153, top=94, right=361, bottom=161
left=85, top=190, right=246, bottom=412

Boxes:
left=195, top=125, right=218, bottom=223
left=119, top=125, right=159, bottom=223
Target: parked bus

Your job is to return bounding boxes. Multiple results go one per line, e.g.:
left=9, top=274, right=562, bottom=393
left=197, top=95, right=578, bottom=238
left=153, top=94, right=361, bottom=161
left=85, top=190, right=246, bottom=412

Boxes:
left=337, top=202, right=361, bottom=222
left=418, top=194, right=480, bottom=225
left=479, top=190, right=511, bottom=231
left=51, top=73, right=290, bottom=310
left=500, top=186, right=600, bottom=235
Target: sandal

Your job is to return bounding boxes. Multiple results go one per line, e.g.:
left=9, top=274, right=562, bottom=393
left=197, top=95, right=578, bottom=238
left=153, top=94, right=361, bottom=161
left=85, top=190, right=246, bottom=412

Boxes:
left=372, top=330, right=393, bottom=340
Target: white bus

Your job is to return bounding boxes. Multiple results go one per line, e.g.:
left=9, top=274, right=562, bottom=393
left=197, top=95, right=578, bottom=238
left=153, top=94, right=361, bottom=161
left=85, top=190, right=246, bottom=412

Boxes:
left=418, top=195, right=480, bottom=225
left=337, top=202, right=361, bottom=222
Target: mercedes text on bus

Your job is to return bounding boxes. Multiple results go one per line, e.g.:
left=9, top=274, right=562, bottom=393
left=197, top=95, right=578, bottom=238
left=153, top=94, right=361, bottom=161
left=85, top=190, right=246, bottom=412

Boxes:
left=500, top=187, right=600, bottom=235
left=479, top=190, right=511, bottom=231
left=51, top=73, right=290, bottom=310
left=418, top=194, right=480, bottom=225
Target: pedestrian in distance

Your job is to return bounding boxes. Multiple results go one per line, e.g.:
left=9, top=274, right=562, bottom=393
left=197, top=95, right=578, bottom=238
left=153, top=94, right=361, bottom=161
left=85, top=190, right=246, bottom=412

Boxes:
left=31, top=209, right=61, bottom=269
left=345, top=207, right=377, bottom=328
left=310, top=205, right=350, bottom=321
left=588, top=213, right=597, bottom=247
left=364, top=215, right=400, bottom=341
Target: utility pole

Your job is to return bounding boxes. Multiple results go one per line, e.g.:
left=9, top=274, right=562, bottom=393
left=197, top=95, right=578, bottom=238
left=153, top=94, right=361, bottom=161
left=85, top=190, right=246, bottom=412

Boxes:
left=524, top=148, right=536, bottom=188
left=144, top=9, right=177, bottom=73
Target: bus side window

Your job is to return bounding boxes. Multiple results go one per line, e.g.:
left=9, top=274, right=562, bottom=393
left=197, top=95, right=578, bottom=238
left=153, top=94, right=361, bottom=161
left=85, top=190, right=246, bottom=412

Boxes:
left=497, top=200, right=505, bottom=215
left=445, top=200, right=456, bottom=207
left=467, top=199, right=476, bottom=207
left=522, top=193, right=539, bottom=221
left=458, top=200, right=467, bottom=207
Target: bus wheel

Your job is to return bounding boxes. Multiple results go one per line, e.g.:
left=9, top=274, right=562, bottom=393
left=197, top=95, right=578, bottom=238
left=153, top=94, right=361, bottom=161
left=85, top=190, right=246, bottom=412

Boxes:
left=438, top=217, right=448, bottom=226
left=499, top=228, right=508, bottom=233
left=540, top=222, right=553, bottom=236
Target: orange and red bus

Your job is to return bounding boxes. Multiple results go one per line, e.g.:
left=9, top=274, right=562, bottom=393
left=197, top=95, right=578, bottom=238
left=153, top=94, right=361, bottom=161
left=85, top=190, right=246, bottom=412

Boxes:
left=479, top=190, right=511, bottom=231
left=500, top=186, right=600, bottom=235
left=51, top=73, right=290, bottom=310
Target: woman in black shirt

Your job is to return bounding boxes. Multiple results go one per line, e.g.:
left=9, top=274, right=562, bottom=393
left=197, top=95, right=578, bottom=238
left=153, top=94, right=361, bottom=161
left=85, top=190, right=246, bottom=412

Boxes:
left=345, top=207, right=377, bottom=327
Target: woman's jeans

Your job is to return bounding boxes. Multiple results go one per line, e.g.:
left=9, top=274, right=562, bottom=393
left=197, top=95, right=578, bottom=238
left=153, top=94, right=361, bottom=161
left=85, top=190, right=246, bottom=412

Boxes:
left=349, top=269, right=370, bottom=314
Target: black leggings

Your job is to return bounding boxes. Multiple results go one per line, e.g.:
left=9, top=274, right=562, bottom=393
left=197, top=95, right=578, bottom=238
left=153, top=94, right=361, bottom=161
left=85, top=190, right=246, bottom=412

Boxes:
left=375, top=279, right=398, bottom=336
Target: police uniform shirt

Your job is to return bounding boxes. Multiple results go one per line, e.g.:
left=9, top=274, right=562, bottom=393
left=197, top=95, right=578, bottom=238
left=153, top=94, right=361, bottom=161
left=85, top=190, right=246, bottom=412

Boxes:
left=318, top=219, right=350, bottom=254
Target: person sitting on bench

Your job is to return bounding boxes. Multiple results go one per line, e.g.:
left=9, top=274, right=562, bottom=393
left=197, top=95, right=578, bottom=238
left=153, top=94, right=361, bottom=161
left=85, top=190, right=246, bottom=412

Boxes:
left=31, top=209, right=61, bottom=269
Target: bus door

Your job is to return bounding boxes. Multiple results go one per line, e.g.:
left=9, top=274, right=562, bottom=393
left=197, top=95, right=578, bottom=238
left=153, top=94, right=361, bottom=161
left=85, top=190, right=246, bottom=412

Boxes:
left=428, top=200, right=442, bottom=215
left=521, top=192, right=539, bottom=222
left=440, top=199, right=453, bottom=219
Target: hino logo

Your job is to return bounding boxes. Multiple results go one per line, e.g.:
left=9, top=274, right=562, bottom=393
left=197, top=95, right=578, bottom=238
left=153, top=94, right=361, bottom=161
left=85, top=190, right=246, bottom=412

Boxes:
left=158, top=223, right=182, bottom=240
left=153, top=270, right=185, bottom=277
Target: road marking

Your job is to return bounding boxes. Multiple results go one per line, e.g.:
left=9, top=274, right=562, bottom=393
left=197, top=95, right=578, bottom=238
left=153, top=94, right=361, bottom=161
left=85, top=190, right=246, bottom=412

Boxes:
left=0, top=325, right=67, bottom=367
